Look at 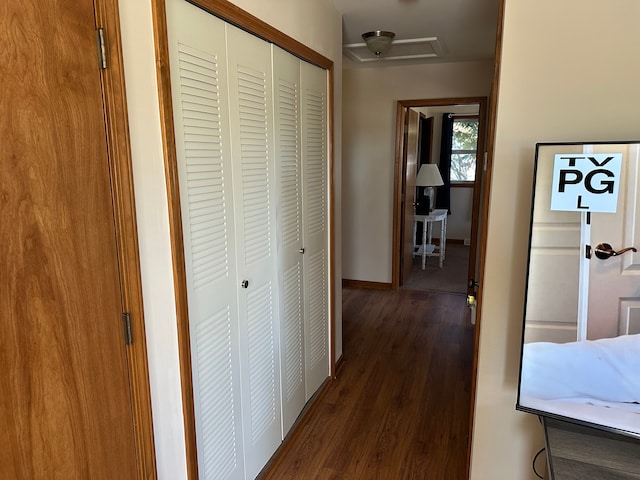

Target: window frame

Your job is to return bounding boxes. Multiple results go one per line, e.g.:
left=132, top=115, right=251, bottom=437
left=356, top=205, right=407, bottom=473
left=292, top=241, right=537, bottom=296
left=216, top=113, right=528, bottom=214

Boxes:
left=450, top=115, right=480, bottom=185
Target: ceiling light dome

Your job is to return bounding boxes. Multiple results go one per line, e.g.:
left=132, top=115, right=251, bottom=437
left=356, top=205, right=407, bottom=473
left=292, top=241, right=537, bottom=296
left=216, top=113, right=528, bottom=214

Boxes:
left=362, top=30, right=395, bottom=57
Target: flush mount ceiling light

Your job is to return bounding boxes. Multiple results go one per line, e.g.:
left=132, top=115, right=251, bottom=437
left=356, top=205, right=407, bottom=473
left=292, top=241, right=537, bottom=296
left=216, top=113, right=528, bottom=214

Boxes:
left=362, top=30, right=395, bottom=57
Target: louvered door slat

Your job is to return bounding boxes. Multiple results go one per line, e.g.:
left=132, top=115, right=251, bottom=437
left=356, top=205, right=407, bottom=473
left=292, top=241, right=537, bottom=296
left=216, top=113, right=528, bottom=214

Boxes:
left=273, top=45, right=306, bottom=437
left=166, top=1, right=245, bottom=479
left=236, top=60, right=271, bottom=268
left=168, top=5, right=330, bottom=477
left=226, top=23, right=282, bottom=480
left=301, top=60, right=329, bottom=401
left=307, top=250, right=328, bottom=368
left=246, top=281, right=277, bottom=443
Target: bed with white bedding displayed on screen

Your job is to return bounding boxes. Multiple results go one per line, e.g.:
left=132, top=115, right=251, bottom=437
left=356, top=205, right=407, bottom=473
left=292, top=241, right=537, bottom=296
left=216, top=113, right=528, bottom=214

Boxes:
left=520, top=334, right=640, bottom=437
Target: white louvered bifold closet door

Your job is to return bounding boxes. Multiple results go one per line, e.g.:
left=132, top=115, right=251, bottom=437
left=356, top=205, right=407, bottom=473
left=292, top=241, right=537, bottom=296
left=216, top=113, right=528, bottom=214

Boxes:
left=300, top=61, right=330, bottom=399
left=272, top=45, right=306, bottom=437
left=225, top=24, right=283, bottom=480
left=165, top=1, right=245, bottom=479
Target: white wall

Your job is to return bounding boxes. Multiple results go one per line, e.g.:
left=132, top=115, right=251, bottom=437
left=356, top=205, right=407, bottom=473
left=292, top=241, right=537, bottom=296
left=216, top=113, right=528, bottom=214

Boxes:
left=470, top=0, right=640, bottom=478
left=342, top=61, right=493, bottom=283
left=118, top=0, right=342, bottom=478
left=448, top=187, right=474, bottom=241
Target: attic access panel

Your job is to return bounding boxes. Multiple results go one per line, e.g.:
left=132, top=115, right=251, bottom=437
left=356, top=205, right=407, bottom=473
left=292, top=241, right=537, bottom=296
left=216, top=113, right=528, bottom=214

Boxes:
left=344, top=36, right=444, bottom=62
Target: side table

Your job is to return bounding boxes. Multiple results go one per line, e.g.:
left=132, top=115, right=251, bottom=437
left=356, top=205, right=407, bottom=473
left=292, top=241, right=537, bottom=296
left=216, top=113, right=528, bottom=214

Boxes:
left=413, top=209, right=447, bottom=269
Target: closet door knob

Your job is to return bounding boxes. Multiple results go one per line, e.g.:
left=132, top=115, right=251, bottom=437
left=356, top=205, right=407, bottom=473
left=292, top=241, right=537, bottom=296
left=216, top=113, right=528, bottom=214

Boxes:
left=241, top=280, right=249, bottom=288
left=299, top=248, right=305, bottom=254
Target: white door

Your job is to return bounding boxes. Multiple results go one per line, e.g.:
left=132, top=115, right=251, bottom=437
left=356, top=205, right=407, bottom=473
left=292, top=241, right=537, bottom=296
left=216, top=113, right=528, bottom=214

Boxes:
left=226, top=23, right=283, bottom=479
left=300, top=61, right=330, bottom=399
left=587, top=143, right=640, bottom=339
left=273, top=45, right=306, bottom=436
left=524, top=145, right=582, bottom=344
left=165, top=1, right=245, bottom=478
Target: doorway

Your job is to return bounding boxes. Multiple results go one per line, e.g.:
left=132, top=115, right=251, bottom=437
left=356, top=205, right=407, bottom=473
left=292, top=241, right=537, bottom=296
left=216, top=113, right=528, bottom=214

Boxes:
left=392, top=97, right=488, bottom=297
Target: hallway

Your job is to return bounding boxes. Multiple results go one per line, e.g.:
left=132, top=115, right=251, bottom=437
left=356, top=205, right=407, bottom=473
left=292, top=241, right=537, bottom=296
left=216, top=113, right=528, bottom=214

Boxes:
left=261, top=287, right=475, bottom=479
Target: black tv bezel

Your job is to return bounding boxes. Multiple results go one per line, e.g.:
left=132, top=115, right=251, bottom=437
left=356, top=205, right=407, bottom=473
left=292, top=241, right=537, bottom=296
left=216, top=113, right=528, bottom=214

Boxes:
left=515, top=140, right=640, bottom=441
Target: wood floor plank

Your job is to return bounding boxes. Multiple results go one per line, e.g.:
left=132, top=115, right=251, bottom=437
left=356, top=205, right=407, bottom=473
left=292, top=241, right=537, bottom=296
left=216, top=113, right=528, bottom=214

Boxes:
left=260, top=287, right=474, bottom=479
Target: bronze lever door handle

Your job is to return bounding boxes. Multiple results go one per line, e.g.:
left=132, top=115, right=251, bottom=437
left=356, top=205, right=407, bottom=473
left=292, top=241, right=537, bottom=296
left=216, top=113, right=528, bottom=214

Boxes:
left=593, top=242, right=637, bottom=260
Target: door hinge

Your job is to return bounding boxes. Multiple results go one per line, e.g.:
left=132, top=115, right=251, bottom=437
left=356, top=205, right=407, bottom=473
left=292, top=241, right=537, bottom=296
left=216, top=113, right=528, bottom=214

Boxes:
left=122, top=312, right=133, bottom=345
left=96, top=28, right=107, bottom=69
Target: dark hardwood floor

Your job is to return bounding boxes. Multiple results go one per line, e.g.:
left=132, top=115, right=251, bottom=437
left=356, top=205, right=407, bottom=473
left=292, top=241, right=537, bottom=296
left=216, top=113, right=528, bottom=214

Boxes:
left=261, top=287, right=475, bottom=479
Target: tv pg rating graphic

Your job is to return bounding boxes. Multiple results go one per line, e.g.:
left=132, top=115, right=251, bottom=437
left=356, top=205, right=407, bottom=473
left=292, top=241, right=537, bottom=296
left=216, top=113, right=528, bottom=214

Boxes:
left=550, top=153, right=622, bottom=213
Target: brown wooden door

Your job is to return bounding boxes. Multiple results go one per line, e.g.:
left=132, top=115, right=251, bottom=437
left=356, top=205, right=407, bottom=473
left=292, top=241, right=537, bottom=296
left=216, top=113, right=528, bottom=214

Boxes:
left=467, top=103, right=488, bottom=299
left=0, top=1, right=138, bottom=478
left=401, top=108, right=419, bottom=285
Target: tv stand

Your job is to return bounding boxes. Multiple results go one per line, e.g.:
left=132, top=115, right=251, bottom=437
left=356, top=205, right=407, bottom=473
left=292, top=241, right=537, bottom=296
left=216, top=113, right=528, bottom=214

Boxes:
left=542, top=416, right=640, bottom=479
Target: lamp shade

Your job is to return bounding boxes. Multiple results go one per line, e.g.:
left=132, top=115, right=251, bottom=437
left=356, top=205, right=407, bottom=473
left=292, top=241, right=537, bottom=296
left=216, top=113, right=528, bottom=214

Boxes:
left=362, top=30, right=395, bottom=56
left=415, top=164, right=444, bottom=187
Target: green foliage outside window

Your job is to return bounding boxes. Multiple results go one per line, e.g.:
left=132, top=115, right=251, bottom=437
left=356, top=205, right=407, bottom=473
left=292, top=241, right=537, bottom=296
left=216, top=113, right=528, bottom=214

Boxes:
left=451, top=118, right=478, bottom=182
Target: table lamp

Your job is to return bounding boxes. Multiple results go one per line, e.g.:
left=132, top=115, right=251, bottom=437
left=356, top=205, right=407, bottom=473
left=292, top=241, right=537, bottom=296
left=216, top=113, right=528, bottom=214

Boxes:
left=415, top=164, right=444, bottom=213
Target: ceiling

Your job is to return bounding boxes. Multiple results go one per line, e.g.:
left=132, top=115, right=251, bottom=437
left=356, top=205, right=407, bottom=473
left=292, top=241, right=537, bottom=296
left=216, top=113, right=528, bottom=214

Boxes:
left=329, top=0, right=501, bottom=68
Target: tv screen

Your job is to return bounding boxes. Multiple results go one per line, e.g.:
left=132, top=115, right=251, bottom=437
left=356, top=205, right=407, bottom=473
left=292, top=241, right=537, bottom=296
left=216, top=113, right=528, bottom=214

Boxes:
left=517, top=141, right=640, bottom=439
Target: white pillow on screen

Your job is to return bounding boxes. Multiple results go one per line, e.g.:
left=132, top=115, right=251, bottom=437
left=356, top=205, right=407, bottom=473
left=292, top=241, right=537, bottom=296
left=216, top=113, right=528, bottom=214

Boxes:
left=520, top=334, right=640, bottom=403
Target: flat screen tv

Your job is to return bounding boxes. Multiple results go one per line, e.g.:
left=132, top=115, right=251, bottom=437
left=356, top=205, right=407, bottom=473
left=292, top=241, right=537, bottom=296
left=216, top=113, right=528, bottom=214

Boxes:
left=517, top=141, right=640, bottom=439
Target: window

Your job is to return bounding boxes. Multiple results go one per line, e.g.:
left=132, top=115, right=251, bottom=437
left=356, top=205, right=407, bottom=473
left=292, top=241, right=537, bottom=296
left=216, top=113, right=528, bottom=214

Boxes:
left=450, top=117, right=479, bottom=182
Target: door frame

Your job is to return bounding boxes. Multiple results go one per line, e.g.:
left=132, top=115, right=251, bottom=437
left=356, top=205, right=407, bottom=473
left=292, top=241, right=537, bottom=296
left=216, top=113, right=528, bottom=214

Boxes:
left=391, top=96, right=488, bottom=290
left=151, top=0, right=335, bottom=477
left=95, top=0, right=157, bottom=476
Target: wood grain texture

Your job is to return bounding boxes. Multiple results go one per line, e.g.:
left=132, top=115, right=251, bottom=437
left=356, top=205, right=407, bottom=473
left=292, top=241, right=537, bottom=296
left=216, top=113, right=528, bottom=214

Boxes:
left=260, top=287, right=475, bottom=479
left=392, top=102, right=407, bottom=290
left=342, top=279, right=393, bottom=290
left=402, top=109, right=420, bottom=286
left=0, top=0, right=140, bottom=477
left=94, top=0, right=157, bottom=476
left=465, top=99, right=488, bottom=296
left=188, top=0, right=332, bottom=70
